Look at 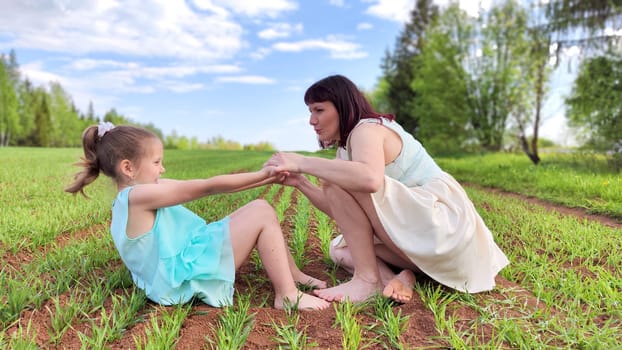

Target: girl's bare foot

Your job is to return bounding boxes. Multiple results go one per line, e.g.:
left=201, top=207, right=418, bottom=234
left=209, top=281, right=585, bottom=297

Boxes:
left=313, top=276, right=383, bottom=302
left=382, top=269, right=416, bottom=303
left=293, top=271, right=327, bottom=289
left=275, top=291, right=331, bottom=310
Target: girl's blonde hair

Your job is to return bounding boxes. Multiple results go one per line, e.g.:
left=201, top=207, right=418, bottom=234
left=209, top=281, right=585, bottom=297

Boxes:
left=65, top=124, right=158, bottom=197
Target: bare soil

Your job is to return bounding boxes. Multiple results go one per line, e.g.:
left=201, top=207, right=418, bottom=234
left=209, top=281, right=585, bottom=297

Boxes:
left=5, top=186, right=620, bottom=349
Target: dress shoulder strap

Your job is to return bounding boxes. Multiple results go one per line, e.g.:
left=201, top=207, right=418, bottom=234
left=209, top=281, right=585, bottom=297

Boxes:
left=344, top=118, right=384, bottom=160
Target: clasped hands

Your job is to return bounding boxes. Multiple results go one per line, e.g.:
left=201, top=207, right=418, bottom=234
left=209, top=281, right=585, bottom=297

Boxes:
left=263, top=152, right=304, bottom=187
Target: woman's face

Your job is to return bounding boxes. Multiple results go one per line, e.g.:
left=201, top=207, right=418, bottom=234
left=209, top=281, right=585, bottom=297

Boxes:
left=308, top=101, right=340, bottom=144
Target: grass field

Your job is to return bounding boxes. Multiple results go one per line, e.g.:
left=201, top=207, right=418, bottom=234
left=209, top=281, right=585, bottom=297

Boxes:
left=1, top=147, right=620, bottom=349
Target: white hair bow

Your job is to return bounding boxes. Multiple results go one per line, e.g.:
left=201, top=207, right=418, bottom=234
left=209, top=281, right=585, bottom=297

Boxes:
left=98, top=121, right=115, bottom=137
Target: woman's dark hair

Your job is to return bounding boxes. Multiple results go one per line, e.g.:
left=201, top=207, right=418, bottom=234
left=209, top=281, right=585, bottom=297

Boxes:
left=304, top=74, right=394, bottom=148
left=65, top=125, right=158, bottom=197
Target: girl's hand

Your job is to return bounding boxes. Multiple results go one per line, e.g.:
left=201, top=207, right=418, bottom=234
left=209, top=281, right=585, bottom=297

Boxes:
left=262, top=164, right=279, bottom=177
left=262, top=165, right=289, bottom=184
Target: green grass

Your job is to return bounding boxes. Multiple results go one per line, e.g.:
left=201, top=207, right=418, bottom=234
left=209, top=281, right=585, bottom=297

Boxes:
left=437, top=152, right=622, bottom=219
left=1, top=147, right=620, bottom=348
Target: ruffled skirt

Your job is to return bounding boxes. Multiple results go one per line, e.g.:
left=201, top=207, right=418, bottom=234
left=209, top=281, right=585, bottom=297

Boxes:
left=149, top=216, right=235, bottom=306
left=371, top=172, right=509, bottom=293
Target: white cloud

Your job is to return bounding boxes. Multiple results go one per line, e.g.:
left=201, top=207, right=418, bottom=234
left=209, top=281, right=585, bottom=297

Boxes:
left=249, top=47, right=273, bottom=60
left=160, top=81, right=205, bottom=93
left=70, top=59, right=241, bottom=77
left=20, top=62, right=67, bottom=86
left=564, top=45, right=581, bottom=57
left=192, top=0, right=297, bottom=17
left=0, top=0, right=245, bottom=60
left=258, top=23, right=304, bottom=40
left=215, top=75, right=276, bottom=84
left=329, top=0, right=346, bottom=7
left=365, top=0, right=413, bottom=23
left=357, top=22, right=373, bottom=30
left=272, top=35, right=367, bottom=59
left=605, top=27, right=622, bottom=36
left=364, top=0, right=493, bottom=23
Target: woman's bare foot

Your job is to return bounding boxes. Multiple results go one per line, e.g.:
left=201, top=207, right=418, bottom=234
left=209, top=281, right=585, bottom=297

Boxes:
left=382, top=269, right=416, bottom=303
left=293, top=271, right=327, bottom=289
left=275, top=291, right=331, bottom=310
left=313, top=276, right=383, bottom=302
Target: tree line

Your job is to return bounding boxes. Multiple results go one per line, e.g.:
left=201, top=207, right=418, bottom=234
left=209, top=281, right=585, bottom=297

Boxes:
left=0, top=50, right=275, bottom=151
left=373, top=0, right=621, bottom=165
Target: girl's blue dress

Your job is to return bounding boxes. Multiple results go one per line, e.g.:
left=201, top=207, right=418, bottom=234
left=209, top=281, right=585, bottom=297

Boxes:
left=110, top=187, right=235, bottom=306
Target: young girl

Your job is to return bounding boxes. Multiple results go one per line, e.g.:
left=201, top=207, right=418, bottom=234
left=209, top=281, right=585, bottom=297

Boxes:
left=66, top=122, right=329, bottom=310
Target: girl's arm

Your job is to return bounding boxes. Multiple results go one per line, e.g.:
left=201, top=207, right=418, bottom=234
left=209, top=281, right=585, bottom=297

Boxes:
left=158, top=175, right=277, bottom=193
left=129, top=168, right=277, bottom=210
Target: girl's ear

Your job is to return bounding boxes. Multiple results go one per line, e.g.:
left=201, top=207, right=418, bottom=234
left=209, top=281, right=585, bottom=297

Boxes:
left=119, top=159, right=134, bottom=179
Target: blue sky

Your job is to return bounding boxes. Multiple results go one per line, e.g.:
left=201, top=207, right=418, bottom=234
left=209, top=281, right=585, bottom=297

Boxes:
left=0, top=0, right=574, bottom=151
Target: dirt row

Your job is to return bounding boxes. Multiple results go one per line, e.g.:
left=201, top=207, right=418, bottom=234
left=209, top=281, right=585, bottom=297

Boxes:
left=3, top=185, right=619, bottom=348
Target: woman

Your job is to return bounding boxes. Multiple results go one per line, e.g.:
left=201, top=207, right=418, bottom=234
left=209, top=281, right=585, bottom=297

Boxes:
left=265, top=75, right=509, bottom=303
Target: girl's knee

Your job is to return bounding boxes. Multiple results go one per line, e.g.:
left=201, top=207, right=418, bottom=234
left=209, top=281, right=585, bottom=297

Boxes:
left=329, top=244, right=350, bottom=264
left=247, top=199, right=278, bottom=222
left=328, top=244, right=340, bottom=262
left=248, top=198, right=273, bottom=212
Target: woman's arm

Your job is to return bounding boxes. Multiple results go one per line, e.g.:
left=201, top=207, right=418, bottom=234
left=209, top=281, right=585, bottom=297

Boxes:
left=267, top=123, right=387, bottom=193
left=287, top=173, right=333, bottom=217
left=129, top=168, right=277, bottom=210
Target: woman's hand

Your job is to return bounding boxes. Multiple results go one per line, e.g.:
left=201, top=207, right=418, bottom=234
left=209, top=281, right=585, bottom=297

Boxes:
left=262, top=163, right=304, bottom=188
left=278, top=171, right=306, bottom=188
left=264, top=152, right=303, bottom=173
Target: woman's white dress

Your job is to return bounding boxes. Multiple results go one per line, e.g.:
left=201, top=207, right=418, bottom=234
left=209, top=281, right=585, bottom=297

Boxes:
left=334, top=118, right=509, bottom=293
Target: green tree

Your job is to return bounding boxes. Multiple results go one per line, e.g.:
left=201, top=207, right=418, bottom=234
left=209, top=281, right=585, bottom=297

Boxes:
left=85, top=101, right=98, bottom=124
left=0, top=57, right=19, bottom=146
left=177, top=135, right=190, bottom=150
left=32, top=87, right=52, bottom=146
left=48, top=81, right=82, bottom=146
left=143, top=122, right=164, bottom=140
left=243, top=141, right=276, bottom=151
left=103, top=108, right=129, bottom=126
left=16, top=79, right=37, bottom=145
left=566, top=53, right=622, bottom=149
left=381, top=0, right=438, bottom=135
left=6, top=50, right=20, bottom=83
left=365, top=78, right=392, bottom=114
left=546, top=0, right=622, bottom=36
left=471, top=0, right=531, bottom=153
left=411, top=4, right=473, bottom=154
left=540, top=1, right=621, bottom=154
left=206, top=135, right=242, bottom=150
left=412, top=1, right=531, bottom=154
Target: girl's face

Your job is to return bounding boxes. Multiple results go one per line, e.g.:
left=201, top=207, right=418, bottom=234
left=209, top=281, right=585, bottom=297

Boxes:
left=308, top=101, right=340, bottom=144
left=134, top=137, right=165, bottom=184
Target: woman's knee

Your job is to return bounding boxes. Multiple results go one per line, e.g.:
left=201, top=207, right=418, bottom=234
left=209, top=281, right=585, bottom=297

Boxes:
left=321, top=181, right=348, bottom=201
